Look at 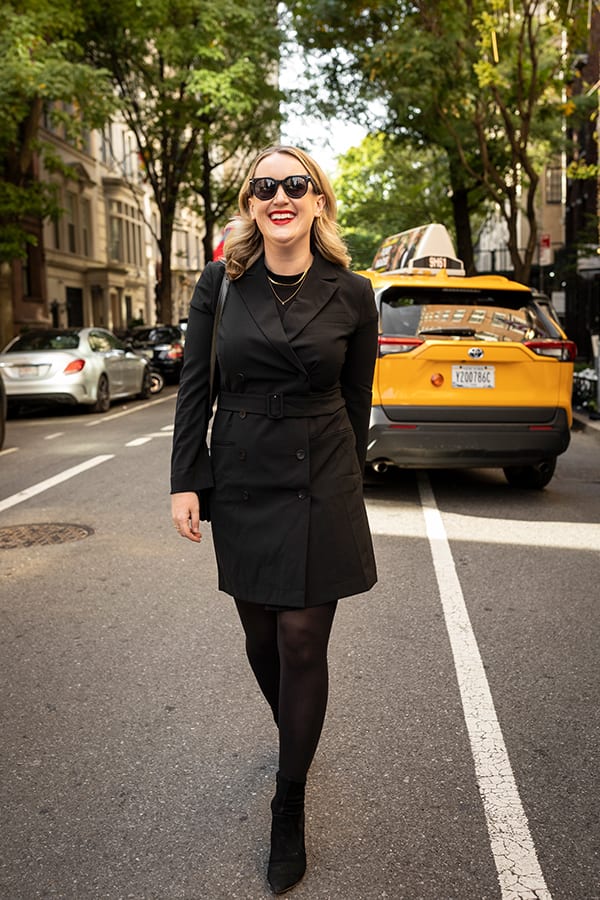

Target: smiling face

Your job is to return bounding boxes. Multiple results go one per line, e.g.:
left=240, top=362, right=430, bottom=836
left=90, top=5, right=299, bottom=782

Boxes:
left=247, top=152, right=325, bottom=263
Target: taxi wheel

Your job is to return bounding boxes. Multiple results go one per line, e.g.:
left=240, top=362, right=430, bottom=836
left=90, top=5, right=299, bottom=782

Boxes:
left=503, top=457, right=556, bottom=490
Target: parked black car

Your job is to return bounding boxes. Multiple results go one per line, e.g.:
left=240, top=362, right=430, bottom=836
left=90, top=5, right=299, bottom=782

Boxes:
left=125, top=325, right=185, bottom=383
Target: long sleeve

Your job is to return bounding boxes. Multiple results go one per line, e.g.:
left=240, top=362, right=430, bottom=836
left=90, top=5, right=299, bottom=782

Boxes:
left=339, top=277, right=378, bottom=472
left=170, top=262, right=223, bottom=497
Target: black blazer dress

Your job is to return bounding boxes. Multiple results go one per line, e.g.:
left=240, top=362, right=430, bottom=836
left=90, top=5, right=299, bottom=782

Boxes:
left=171, top=251, right=378, bottom=608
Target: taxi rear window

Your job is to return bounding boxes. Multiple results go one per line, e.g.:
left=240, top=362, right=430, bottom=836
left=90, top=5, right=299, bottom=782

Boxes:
left=379, top=287, right=555, bottom=342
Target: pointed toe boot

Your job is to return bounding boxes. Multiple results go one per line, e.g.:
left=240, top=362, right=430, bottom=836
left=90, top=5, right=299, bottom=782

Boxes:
left=267, top=772, right=306, bottom=895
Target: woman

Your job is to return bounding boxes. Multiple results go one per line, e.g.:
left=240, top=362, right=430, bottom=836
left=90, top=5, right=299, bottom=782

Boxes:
left=171, top=145, right=378, bottom=894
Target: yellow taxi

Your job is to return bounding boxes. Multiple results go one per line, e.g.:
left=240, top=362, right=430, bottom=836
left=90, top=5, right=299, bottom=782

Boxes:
left=359, top=224, right=576, bottom=489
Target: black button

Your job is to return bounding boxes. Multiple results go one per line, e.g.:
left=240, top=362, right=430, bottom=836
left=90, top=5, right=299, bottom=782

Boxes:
left=239, top=449, right=247, bottom=461
left=242, top=490, right=249, bottom=501
left=239, top=410, right=247, bottom=419
left=295, top=449, right=306, bottom=460
left=297, top=490, right=307, bottom=500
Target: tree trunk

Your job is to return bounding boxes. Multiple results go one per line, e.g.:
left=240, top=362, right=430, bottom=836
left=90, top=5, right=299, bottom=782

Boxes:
left=157, top=189, right=185, bottom=324
left=0, top=263, right=14, bottom=348
left=450, top=186, right=476, bottom=274
left=200, top=144, right=215, bottom=266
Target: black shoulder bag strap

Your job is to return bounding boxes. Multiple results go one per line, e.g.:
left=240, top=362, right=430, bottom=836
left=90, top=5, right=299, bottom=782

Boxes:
left=209, top=265, right=230, bottom=406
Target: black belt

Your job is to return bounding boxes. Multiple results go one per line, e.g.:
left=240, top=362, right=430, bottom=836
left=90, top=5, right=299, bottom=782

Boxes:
left=218, top=389, right=345, bottom=419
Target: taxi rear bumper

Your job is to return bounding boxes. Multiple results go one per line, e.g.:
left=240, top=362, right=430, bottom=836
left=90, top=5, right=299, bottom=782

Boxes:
left=366, top=405, right=571, bottom=469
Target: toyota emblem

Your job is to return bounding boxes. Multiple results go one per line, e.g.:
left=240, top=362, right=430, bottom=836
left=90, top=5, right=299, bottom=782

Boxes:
left=468, top=347, right=484, bottom=359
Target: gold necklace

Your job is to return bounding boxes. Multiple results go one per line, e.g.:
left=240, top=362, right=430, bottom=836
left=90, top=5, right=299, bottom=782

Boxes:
left=267, top=267, right=309, bottom=287
left=267, top=267, right=310, bottom=305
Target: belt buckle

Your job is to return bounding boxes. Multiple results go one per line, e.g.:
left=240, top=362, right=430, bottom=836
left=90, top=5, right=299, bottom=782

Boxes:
left=267, top=392, right=284, bottom=419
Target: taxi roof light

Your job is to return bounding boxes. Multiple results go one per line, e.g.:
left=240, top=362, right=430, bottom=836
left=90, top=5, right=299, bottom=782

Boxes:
left=370, top=224, right=466, bottom=278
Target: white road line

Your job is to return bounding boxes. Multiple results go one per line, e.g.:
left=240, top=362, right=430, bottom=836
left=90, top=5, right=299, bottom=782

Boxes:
left=367, top=500, right=600, bottom=552
left=85, top=392, right=174, bottom=426
left=417, top=473, right=552, bottom=900
left=125, top=437, right=153, bottom=447
left=44, top=432, right=64, bottom=440
left=0, top=454, right=114, bottom=513
left=0, top=446, right=18, bottom=457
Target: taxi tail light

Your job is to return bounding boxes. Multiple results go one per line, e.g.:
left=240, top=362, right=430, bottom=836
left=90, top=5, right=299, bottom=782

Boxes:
left=378, top=335, right=423, bottom=355
left=524, top=340, right=577, bottom=361
left=167, top=342, right=184, bottom=360
left=63, top=358, right=86, bottom=374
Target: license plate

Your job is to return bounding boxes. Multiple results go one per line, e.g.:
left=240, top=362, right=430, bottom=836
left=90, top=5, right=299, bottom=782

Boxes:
left=17, top=365, right=38, bottom=377
left=452, top=365, right=495, bottom=388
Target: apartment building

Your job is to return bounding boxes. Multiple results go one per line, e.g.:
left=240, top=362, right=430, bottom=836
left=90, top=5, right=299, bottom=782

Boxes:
left=7, top=113, right=205, bottom=342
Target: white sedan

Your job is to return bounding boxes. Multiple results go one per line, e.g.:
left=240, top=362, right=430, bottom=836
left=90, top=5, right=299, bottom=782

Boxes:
left=0, top=327, right=151, bottom=413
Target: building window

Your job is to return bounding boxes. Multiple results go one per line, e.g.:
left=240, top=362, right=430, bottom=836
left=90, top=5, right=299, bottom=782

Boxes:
left=101, top=127, right=111, bottom=166
left=53, top=215, right=61, bottom=250
left=66, top=192, right=78, bottom=253
left=108, top=199, right=143, bottom=265
left=545, top=167, right=562, bottom=204
left=81, top=198, right=92, bottom=257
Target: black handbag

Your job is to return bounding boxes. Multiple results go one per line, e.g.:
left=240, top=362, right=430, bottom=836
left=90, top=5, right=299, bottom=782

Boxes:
left=199, top=266, right=229, bottom=523
left=209, top=265, right=229, bottom=406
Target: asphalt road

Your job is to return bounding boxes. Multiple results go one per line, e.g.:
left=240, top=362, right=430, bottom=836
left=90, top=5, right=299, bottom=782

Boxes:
left=1, top=393, right=599, bottom=900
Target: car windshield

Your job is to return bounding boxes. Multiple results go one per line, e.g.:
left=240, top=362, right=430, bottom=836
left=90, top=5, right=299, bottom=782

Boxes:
left=130, top=328, right=176, bottom=344
left=6, top=331, right=80, bottom=351
left=380, top=287, right=555, bottom=342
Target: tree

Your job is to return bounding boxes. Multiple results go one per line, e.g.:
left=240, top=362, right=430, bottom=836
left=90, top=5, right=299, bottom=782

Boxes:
left=333, top=133, right=455, bottom=269
left=286, top=0, right=485, bottom=272
left=82, top=0, right=282, bottom=324
left=0, top=0, right=114, bottom=345
left=288, top=0, right=587, bottom=283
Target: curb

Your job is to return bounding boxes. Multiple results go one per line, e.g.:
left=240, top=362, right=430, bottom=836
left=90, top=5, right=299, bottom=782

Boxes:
left=572, top=410, right=600, bottom=436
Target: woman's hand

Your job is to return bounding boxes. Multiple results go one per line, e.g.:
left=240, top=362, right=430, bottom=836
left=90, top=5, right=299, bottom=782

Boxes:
left=171, top=491, right=202, bottom=543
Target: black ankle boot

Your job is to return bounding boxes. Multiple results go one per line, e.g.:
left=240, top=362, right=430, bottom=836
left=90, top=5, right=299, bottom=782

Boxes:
left=267, top=772, right=306, bottom=894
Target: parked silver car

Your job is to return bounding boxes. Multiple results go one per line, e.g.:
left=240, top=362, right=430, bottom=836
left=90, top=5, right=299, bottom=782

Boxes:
left=0, top=327, right=151, bottom=413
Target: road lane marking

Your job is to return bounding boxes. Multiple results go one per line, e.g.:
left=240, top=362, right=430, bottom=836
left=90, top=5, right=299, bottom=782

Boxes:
left=367, top=500, right=600, bottom=552
left=417, top=473, right=552, bottom=900
left=44, top=432, right=64, bottom=440
left=0, top=455, right=114, bottom=512
left=0, top=447, right=18, bottom=457
left=125, top=430, right=174, bottom=447
left=85, top=393, right=174, bottom=426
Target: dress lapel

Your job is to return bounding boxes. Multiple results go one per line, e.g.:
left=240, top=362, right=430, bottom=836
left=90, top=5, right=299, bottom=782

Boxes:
left=235, top=260, right=307, bottom=375
left=282, top=253, right=338, bottom=341
left=235, top=253, right=340, bottom=374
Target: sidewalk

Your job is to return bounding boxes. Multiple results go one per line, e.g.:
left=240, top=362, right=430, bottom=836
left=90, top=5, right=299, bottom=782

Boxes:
left=573, top=409, right=600, bottom=437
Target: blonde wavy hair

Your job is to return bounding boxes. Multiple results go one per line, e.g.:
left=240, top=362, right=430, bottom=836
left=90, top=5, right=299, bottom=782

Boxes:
left=224, top=145, right=351, bottom=279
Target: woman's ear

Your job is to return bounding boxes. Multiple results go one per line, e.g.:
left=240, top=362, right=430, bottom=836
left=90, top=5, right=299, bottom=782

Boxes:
left=314, top=194, right=326, bottom=217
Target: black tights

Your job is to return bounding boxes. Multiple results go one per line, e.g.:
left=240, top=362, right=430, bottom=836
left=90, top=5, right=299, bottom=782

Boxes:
left=234, top=599, right=338, bottom=783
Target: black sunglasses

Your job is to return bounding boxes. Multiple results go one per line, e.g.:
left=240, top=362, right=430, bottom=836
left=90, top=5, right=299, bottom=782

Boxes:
left=249, top=174, right=317, bottom=201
